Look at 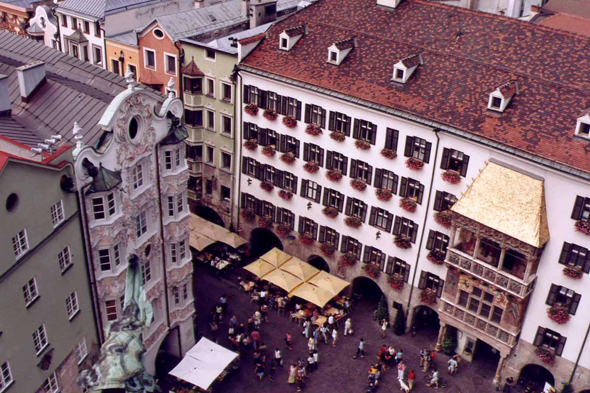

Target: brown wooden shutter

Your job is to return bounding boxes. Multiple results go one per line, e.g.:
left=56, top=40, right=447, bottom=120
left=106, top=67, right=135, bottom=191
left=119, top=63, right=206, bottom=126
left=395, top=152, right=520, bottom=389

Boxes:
left=328, top=111, right=335, bottom=131
left=296, top=100, right=302, bottom=120
left=298, top=216, right=304, bottom=233
left=305, top=104, right=311, bottom=123
left=558, top=243, right=572, bottom=265
left=344, top=115, right=352, bottom=136
left=322, top=189, right=329, bottom=206
left=242, top=157, right=248, bottom=174
left=315, top=185, right=322, bottom=204
left=321, top=108, right=327, bottom=129
left=404, top=136, right=414, bottom=157
left=345, top=197, right=353, bottom=215
left=434, top=191, right=443, bottom=211
left=403, top=262, right=410, bottom=282
left=436, top=278, right=444, bottom=297
left=295, top=139, right=300, bottom=157
left=572, top=196, right=585, bottom=219
left=583, top=251, right=590, bottom=274
left=350, top=159, right=358, bottom=178
left=393, top=216, right=401, bottom=235
left=280, top=95, right=288, bottom=115
left=369, top=207, right=377, bottom=226
left=300, top=179, right=308, bottom=197
left=318, top=148, right=324, bottom=167
left=374, top=168, right=383, bottom=188
left=341, top=236, right=348, bottom=253
left=423, top=141, right=432, bottom=163
left=303, top=142, right=310, bottom=161
left=370, top=123, right=377, bottom=145
left=257, top=128, right=268, bottom=145
left=356, top=243, right=362, bottom=259
left=440, top=148, right=450, bottom=170
left=411, top=223, right=419, bottom=243
left=291, top=175, right=298, bottom=193
left=570, top=293, right=582, bottom=315
left=319, top=226, right=326, bottom=243
left=243, top=122, right=250, bottom=139
left=380, top=256, right=387, bottom=272
left=392, top=174, right=399, bottom=194
left=385, top=212, right=394, bottom=233
left=353, top=119, right=360, bottom=139
left=555, top=335, right=567, bottom=356
left=366, top=164, right=373, bottom=184
left=426, top=230, right=435, bottom=250
left=361, top=202, right=367, bottom=222
left=243, top=85, right=250, bottom=104
left=334, top=231, right=340, bottom=248
left=417, top=183, right=425, bottom=205
left=342, top=155, right=348, bottom=174
left=255, top=198, right=263, bottom=215
left=338, top=192, right=344, bottom=212
left=460, top=154, right=470, bottom=177
left=363, top=246, right=370, bottom=263
left=276, top=170, right=284, bottom=188
left=278, top=134, right=286, bottom=152
left=385, top=128, right=394, bottom=150
left=256, top=163, right=265, bottom=180
left=418, top=271, right=427, bottom=289
left=533, top=327, right=546, bottom=347
left=312, top=222, right=318, bottom=239
left=400, top=177, right=408, bottom=197
left=259, top=90, right=268, bottom=109
left=240, top=192, right=246, bottom=208
left=326, top=151, right=334, bottom=170
left=545, top=284, right=559, bottom=306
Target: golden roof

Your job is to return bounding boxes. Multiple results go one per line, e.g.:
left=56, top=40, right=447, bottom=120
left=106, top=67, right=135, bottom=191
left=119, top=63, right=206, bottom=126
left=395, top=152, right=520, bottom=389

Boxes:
left=451, top=162, right=549, bottom=248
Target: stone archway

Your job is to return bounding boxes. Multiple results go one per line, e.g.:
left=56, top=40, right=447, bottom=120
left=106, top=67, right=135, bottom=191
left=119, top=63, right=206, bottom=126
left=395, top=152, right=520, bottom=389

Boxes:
left=412, top=305, right=440, bottom=334
left=351, top=276, right=383, bottom=302
left=250, top=228, right=283, bottom=259
left=194, top=205, right=225, bottom=227
left=308, top=255, right=330, bottom=273
left=519, top=364, right=555, bottom=392
left=154, top=327, right=182, bottom=384
left=578, top=390, right=590, bottom=393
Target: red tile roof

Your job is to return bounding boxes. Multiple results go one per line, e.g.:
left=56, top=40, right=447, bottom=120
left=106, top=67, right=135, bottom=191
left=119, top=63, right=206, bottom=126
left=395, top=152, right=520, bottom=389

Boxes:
left=497, top=80, right=518, bottom=99
left=181, top=57, right=205, bottom=76
left=284, top=25, right=306, bottom=37
left=239, top=33, right=267, bottom=45
left=334, top=38, right=355, bottom=50
left=400, top=53, right=422, bottom=69
left=241, top=0, right=590, bottom=175
left=537, top=13, right=590, bottom=37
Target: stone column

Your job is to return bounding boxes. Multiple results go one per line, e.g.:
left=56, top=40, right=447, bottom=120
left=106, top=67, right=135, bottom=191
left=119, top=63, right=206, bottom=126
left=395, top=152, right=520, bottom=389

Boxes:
left=434, top=322, right=447, bottom=352
left=493, top=353, right=508, bottom=385
left=497, top=246, right=507, bottom=270
left=449, top=225, right=457, bottom=247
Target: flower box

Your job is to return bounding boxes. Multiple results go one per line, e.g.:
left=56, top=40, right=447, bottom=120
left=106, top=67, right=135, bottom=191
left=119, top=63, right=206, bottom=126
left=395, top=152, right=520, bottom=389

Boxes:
left=245, top=103, right=259, bottom=116
left=260, top=181, right=274, bottom=192
left=326, top=169, right=343, bottom=182
left=280, top=152, right=296, bottom=165
left=350, top=178, right=367, bottom=191
left=406, top=157, right=424, bottom=171
left=243, top=139, right=258, bottom=151
left=387, top=274, right=404, bottom=291
left=320, top=243, right=335, bottom=256
left=364, top=263, right=381, bottom=279
left=278, top=190, right=293, bottom=200
left=262, top=145, right=276, bottom=157
left=394, top=235, right=412, bottom=249
left=376, top=188, right=393, bottom=202
left=283, top=115, right=297, bottom=128
left=258, top=216, right=273, bottom=228
left=562, top=266, right=584, bottom=279
left=330, top=131, right=346, bottom=142
left=400, top=197, right=417, bottom=213
left=575, top=220, right=590, bottom=236
left=441, top=170, right=461, bottom=184
left=339, top=253, right=357, bottom=267
left=381, top=148, right=397, bottom=160
left=305, top=123, right=323, bottom=136
left=427, top=250, right=446, bottom=265
left=547, top=304, right=571, bottom=325
left=535, top=347, right=555, bottom=365
left=263, top=108, right=278, bottom=121
left=298, top=233, right=315, bottom=245
left=344, top=216, right=362, bottom=228
left=303, top=161, right=320, bottom=173
left=323, top=206, right=339, bottom=218
left=355, top=139, right=371, bottom=150
left=276, top=223, right=291, bottom=236
left=240, top=208, right=255, bottom=222
left=434, top=210, right=453, bottom=228
left=419, top=289, right=437, bottom=305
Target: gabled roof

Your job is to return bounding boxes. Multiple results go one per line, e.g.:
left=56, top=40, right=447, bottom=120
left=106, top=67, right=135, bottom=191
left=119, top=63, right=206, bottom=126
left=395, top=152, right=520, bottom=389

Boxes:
left=65, top=27, right=89, bottom=43
left=333, top=37, right=354, bottom=50
left=57, top=0, right=163, bottom=20
left=241, top=0, right=590, bottom=176
left=497, top=80, right=518, bottom=99
left=399, top=53, right=421, bottom=69
left=85, top=162, right=122, bottom=194
left=181, top=57, right=204, bottom=76
left=284, top=24, right=306, bottom=37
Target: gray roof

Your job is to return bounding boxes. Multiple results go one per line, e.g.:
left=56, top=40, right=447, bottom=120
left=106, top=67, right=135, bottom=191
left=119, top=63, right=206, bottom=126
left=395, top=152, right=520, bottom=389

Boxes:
left=0, top=30, right=127, bottom=148
left=185, top=22, right=273, bottom=55
left=1, top=0, right=39, bottom=10
left=0, top=116, right=43, bottom=147
left=57, top=0, right=163, bottom=20
left=107, top=30, right=138, bottom=46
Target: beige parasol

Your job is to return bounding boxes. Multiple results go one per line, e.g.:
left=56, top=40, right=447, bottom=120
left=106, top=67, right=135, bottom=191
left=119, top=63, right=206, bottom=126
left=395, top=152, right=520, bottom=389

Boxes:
left=243, top=260, right=275, bottom=278
left=307, top=271, right=350, bottom=296
left=259, top=248, right=292, bottom=267
left=289, top=283, right=335, bottom=308
left=280, top=258, right=320, bottom=281
left=262, top=269, right=304, bottom=292
left=189, top=232, right=216, bottom=251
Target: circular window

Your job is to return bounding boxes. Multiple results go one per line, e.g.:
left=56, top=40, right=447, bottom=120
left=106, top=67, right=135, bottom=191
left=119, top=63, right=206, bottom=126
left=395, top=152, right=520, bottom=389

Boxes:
left=153, top=28, right=164, bottom=39
left=6, top=193, right=18, bottom=212
left=128, top=116, right=139, bottom=140
left=144, top=244, right=152, bottom=258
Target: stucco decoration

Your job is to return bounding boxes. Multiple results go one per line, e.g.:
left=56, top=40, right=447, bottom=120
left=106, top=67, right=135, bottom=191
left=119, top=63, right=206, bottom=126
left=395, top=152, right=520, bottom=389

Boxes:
left=504, top=298, right=521, bottom=326
left=445, top=268, right=460, bottom=297
left=458, top=273, right=475, bottom=293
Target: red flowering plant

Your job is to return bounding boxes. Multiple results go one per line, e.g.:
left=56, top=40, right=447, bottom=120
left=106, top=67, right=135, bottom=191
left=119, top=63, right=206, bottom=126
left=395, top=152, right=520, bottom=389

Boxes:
left=262, top=145, right=276, bottom=157
left=345, top=216, right=362, bottom=228
left=535, top=347, right=556, bottom=365
left=575, top=220, right=590, bottom=236
left=547, top=304, right=571, bottom=325
left=355, top=139, right=371, bottom=150
left=278, top=190, right=293, bottom=200
left=243, top=139, right=258, bottom=151
left=326, top=169, right=343, bottom=182
left=323, top=206, right=339, bottom=218
left=427, top=250, right=446, bottom=265
left=441, top=170, right=461, bottom=184
left=419, top=289, right=437, bottom=306
left=260, top=181, right=274, bottom=192
left=330, top=131, right=346, bottom=142
left=381, top=148, right=397, bottom=160
left=283, top=115, right=297, bottom=128
left=280, top=152, right=296, bottom=165
left=388, top=274, right=404, bottom=291
left=320, top=243, right=336, bottom=256
left=276, top=223, right=292, bottom=236
left=303, top=160, right=320, bottom=174
left=434, top=210, right=453, bottom=228
left=240, top=208, right=255, bottom=222
left=406, top=157, right=424, bottom=171
left=258, top=216, right=273, bottom=228
left=400, top=197, right=417, bottom=213
left=394, top=235, right=412, bottom=249
left=364, top=263, right=381, bottom=279
left=263, top=108, right=278, bottom=121
left=350, top=178, right=367, bottom=191
left=376, top=188, right=393, bottom=202
left=305, top=123, right=323, bottom=136
left=563, top=266, right=584, bottom=279
left=245, top=103, right=259, bottom=116
left=298, top=233, right=315, bottom=245
left=339, top=252, right=357, bottom=267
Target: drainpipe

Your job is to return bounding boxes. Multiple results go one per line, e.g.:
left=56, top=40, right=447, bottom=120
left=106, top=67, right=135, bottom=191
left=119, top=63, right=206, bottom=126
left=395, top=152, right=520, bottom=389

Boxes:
left=569, top=321, right=590, bottom=383
left=155, top=141, right=171, bottom=330
left=175, top=41, right=184, bottom=103
left=406, top=129, right=441, bottom=319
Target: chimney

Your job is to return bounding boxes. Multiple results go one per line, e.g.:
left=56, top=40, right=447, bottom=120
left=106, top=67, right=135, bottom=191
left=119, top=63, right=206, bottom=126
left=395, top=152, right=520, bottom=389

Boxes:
left=242, top=0, right=251, bottom=17
left=0, top=74, right=11, bottom=115
left=530, top=5, right=541, bottom=15
left=377, top=0, right=402, bottom=9
left=16, top=61, right=46, bottom=103
left=194, top=0, right=204, bottom=8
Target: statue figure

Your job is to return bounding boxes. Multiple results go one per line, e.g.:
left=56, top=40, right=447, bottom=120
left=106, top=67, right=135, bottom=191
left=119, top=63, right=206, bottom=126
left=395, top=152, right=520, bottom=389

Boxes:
left=78, top=255, right=157, bottom=392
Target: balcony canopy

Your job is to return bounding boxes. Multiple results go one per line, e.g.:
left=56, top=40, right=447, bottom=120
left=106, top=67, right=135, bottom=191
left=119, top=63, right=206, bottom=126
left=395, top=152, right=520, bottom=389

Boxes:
left=451, top=161, right=549, bottom=248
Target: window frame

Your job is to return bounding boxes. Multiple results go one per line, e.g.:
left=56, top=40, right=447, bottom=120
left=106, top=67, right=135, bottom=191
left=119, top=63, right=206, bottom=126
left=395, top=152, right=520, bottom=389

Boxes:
left=131, top=163, right=144, bottom=190
left=221, top=114, right=233, bottom=136
left=205, top=49, right=216, bottom=61
left=144, top=48, right=157, bottom=70
left=33, top=324, right=49, bottom=355
left=66, top=291, right=80, bottom=320
left=58, top=246, right=72, bottom=272
left=328, top=111, right=351, bottom=135
left=0, top=361, right=13, bottom=392
left=75, top=338, right=88, bottom=365
left=51, top=200, right=65, bottom=226
left=164, top=52, right=177, bottom=76
left=43, top=371, right=59, bottom=393
left=91, top=192, right=116, bottom=221
left=136, top=210, right=148, bottom=239
left=206, top=109, right=215, bottom=131
left=12, top=229, right=28, bottom=259
left=23, top=277, right=39, bottom=306
left=221, top=82, right=232, bottom=102
left=141, top=259, right=152, bottom=285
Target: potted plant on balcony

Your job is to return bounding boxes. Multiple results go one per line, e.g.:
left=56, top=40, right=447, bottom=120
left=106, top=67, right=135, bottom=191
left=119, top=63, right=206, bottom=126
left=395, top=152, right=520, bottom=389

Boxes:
left=575, top=220, right=590, bottom=236
left=258, top=215, right=273, bottom=228
left=381, top=148, right=397, bottom=160
left=278, top=189, right=293, bottom=200
left=245, top=103, right=259, bottom=116
left=260, top=180, right=274, bottom=192
left=263, top=108, right=278, bottom=121
left=350, top=178, right=367, bottom=191
left=303, top=160, right=320, bottom=174
left=427, top=250, right=446, bottom=265
left=355, top=139, right=371, bottom=150
left=419, top=288, right=437, bottom=305
left=280, top=152, right=296, bottom=165
left=330, top=131, right=346, bottom=142
left=394, top=235, right=412, bottom=249
left=345, top=216, right=362, bottom=228
left=339, top=252, right=357, bottom=267
left=562, top=266, right=584, bottom=279
left=244, top=139, right=258, bottom=151
left=375, top=188, right=393, bottom=202
left=326, top=169, right=343, bottom=182
left=534, top=347, right=556, bottom=365
left=262, top=145, right=276, bottom=157
left=434, top=210, right=453, bottom=228
left=283, top=115, right=297, bottom=128
left=240, top=208, right=255, bottom=222
left=298, top=233, right=315, bottom=245
left=364, top=263, right=381, bottom=279
left=400, top=197, right=417, bottom=213
left=322, top=206, right=339, bottom=218
left=305, top=123, right=323, bottom=136
left=320, top=243, right=335, bottom=257
left=406, top=157, right=424, bottom=171
left=547, top=304, right=571, bottom=325
left=387, top=274, right=404, bottom=291
left=441, top=170, right=461, bottom=184
left=276, top=223, right=291, bottom=236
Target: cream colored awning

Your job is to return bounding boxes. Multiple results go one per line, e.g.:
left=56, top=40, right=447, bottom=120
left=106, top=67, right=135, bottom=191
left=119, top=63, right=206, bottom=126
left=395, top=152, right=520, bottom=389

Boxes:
left=307, top=271, right=350, bottom=296
left=260, top=248, right=292, bottom=267
left=280, top=258, right=320, bottom=281
left=261, top=269, right=304, bottom=292
left=189, top=232, right=216, bottom=251
left=289, top=283, right=335, bottom=308
left=243, top=260, right=276, bottom=278
left=189, top=214, right=248, bottom=249
left=451, top=162, right=550, bottom=248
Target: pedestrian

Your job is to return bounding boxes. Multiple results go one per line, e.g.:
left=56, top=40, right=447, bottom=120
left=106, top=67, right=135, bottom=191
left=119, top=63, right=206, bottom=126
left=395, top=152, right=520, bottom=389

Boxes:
left=308, top=337, right=315, bottom=352
left=285, top=332, right=293, bottom=350
left=238, top=323, right=245, bottom=335
left=287, top=364, right=297, bottom=384
left=396, top=348, right=404, bottom=365
left=269, top=358, right=277, bottom=381
left=503, top=377, right=515, bottom=393
left=253, top=350, right=261, bottom=366
left=275, top=348, right=283, bottom=366
left=353, top=338, right=365, bottom=359
left=209, top=320, right=218, bottom=342
left=397, top=360, right=406, bottom=380
left=296, top=367, right=305, bottom=392
left=313, top=327, right=320, bottom=344
left=423, top=352, right=431, bottom=373
left=215, top=303, right=223, bottom=322
left=321, top=325, right=329, bottom=344
left=251, top=330, right=260, bottom=350
left=255, top=362, right=264, bottom=382
left=228, top=324, right=235, bottom=339
left=344, top=318, right=352, bottom=336
left=426, top=369, right=439, bottom=389
left=448, top=357, right=458, bottom=375
left=313, top=350, right=319, bottom=370
left=247, top=317, right=254, bottom=333
left=242, top=335, right=251, bottom=354
left=419, top=348, right=428, bottom=367
left=332, top=327, right=338, bottom=347
left=220, top=294, right=228, bottom=312
left=259, top=288, right=267, bottom=305
left=381, top=319, right=389, bottom=339
left=307, top=353, right=315, bottom=373
left=328, top=315, right=335, bottom=328
left=261, top=305, right=269, bottom=323
left=408, top=369, right=416, bottom=391
left=302, top=320, right=311, bottom=338
left=229, top=315, right=237, bottom=328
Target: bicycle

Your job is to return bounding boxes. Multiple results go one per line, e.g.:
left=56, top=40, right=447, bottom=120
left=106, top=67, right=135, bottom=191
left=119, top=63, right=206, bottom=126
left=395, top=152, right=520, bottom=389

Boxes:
left=423, top=374, right=449, bottom=389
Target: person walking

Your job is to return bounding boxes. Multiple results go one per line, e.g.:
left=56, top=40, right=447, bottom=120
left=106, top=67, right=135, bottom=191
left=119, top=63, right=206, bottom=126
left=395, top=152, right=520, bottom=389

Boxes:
left=408, top=369, right=416, bottom=391
left=423, top=351, right=431, bottom=373
left=307, top=353, right=315, bottom=373
left=215, top=303, right=224, bottom=323
left=269, top=358, right=277, bottom=381
left=287, top=364, right=297, bottom=384
left=261, top=305, right=270, bottom=323
left=255, top=362, right=264, bottom=382
left=426, top=369, right=439, bottom=389
left=251, top=330, right=260, bottom=351
left=321, top=325, right=329, bottom=344
left=313, top=327, right=320, bottom=345
left=302, top=320, right=311, bottom=338
left=396, top=348, right=404, bottom=365
left=448, top=357, right=458, bottom=375
left=259, top=289, right=267, bottom=305
left=328, top=315, right=335, bottom=329
left=313, top=350, right=319, bottom=371
left=209, top=320, right=218, bottom=343
left=219, top=294, right=228, bottom=312
left=397, top=360, right=406, bottom=380
left=247, top=317, right=254, bottom=333
left=285, top=332, right=293, bottom=350
left=381, top=319, right=389, bottom=339
left=353, top=338, right=365, bottom=359
left=229, top=315, right=237, bottom=328
left=296, top=367, right=305, bottom=392
left=308, top=337, right=316, bottom=352
left=332, top=327, right=338, bottom=347
left=275, top=348, right=283, bottom=367
left=419, top=348, right=428, bottom=368
left=344, top=318, right=352, bottom=336
left=503, top=377, right=515, bottom=393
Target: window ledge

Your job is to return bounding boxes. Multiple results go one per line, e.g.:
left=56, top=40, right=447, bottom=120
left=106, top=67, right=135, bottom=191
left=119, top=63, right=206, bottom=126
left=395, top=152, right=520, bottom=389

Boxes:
left=68, top=309, right=80, bottom=321
left=221, top=98, right=232, bottom=104
left=36, top=343, right=50, bottom=357
left=90, top=212, right=123, bottom=229
left=25, top=296, right=41, bottom=309
left=184, top=91, right=203, bottom=96
left=220, top=167, right=233, bottom=175
left=205, top=127, right=216, bottom=133
left=220, top=132, right=233, bottom=139
left=77, top=354, right=88, bottom=365
left=204, top=162, right=216, bottom=168
left=163, top=165, right=188, bottom=178
left=61, top=264, right=74, bottom=275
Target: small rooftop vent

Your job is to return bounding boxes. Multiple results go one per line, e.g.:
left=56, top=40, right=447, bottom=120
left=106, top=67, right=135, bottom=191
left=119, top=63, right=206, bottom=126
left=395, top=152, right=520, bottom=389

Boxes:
left=327, top=37, right=356, bottom=66
left=392, top=54, right=422, bottom=84
left=377, top=0, right=402, bottom=9
left=279, top=24, right=307, bottom=51
left=488, top=80, right=518, bottom=113
left=575, top=109, right=590, bottom=140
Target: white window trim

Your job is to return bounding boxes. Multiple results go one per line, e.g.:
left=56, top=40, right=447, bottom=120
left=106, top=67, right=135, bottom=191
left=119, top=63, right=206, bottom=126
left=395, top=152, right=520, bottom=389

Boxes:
left=164, top=51, right=178, bottom=76
left=221, top=82, right=233, bottom=103
left=58, top=246, right=72, bottom=272
left=12, top=229, right=28, bottom=259
left=44, top=371, right=59, bottom=393
left=33, top=324, right=49, bottom=355
left=206, top=77, right=215, bottom=98
left=135, top=210, right=149, bottom=240
left=75, top=337, right=88, bottom=364
left=105, top=299, right=119, bottom=322
left=97, top=244, right=122, bottom=274
left=51, top=199, right=65, bottom=227
left=131, top=162, right=146, bottom=194
left=205, top=145, right=215, bottom=167
left=220, top=151, right=233, bottom=173
left=23, top=277, right=39, bottom=306
left=66, top=291, right=80, bottom=320
left=90, top=191, right=118, bottom=223
left=575, top=116, right=590, bottom=139
left=0, top=361, right=14, bottom=392
left=220, top=114, right=233, bottom=137
left=206, top=109, right=216, bottom=131
left=204, top=48, right=216, bottom=62
left=165, top=192, right=187, bottom=222
left=92, top=44, right=103, bottom=66
left=487, top=91, right=508, bottom=112
left=144, top=47, right=157, bottom=71
left=163, top=147, right=186, bottom=175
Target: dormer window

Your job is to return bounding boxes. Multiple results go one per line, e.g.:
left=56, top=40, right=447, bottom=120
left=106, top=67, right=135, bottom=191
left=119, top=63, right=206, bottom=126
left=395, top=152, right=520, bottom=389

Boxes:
left=490, top=96, right=502, bottom=110
left=327, top=38, right=355, bottom=66
left=575, top=113, right=590, bottom=139
left=392, top=54, right=422, bottom=84
left=330, top=51, right=337, bottom=62
left=281, top=37, right=288, bottom=49
left=488, top=80, right=518, bottom=113
left=279, top=25, right=306, bottom=51
left=395, top=69, right=404, bottom=80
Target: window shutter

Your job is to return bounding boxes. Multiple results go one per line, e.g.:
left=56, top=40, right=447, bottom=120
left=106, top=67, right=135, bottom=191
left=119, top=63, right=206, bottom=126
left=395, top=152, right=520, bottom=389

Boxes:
left=319, top=226, right=326, bottom=242
left=305, top=104, right=311, bottom=123
left=392, top=174, right=399, bottom=194
left=374, top=168, right=383, bottom=188
left=385, top=212, right=394, bottom=233
left=341, top=236, right=348, bottom=253
left=436, top=279, right=444, bottom=297
left=243, top=85, right=251, bottom=104
left=356, top=244, right=363, bottom=260
left=556, top=336, right=567, bottom=356
left=411, top=223, right=419, bottom=243
left=418, top=271, right=427, bottom=289
left=242, top=157, right=248, bottom=174
left=296, top=100, right=302, bottom=121
left=434, top=191, right=443, bottom=211
left=558, top=243, right=571, bottom=265
left=321, top=108, right=327, bottom=129
left=533, top=327, right=546, bottom=347
left=393, top=216, right=401, bottom=235
left=404, top=136, right=414, bottom=157
left=255, top=199, right=263, bottom=215
left=345, top=197, right=353, bottom=215
left=426, top=230, right=435, bottom=250
left=440, top=148, right=450, bottom=170
left=570, top=293, right=582, bottom=315
left=276, top=207, right=283, bottom=223
left=258, top=128, right=267, bottom=145
left=583, top=252, right=590, bottom=274
left=243, top=122, right=250, bottom=139
left=301, top=179, right=308, bottom=197
left=400, top=177, right=408, bottom=197
left=367, top=164, right=373, bottom=184
left=370, top=123, right=377, bottom=145
left=298, top=217, right=304, bottom=233
left=295, top=139, right=300, bottom=157
left=315, top=185, right=322, bottom=204
left=344, top=115, right=352, bottom=136
left=338, top=193, right=344, bottom=212
left=418, top=184, right=425, bottom=205
left=270, top=205, right=276, bottom=221
left=350, top=159, right=358, bottom=178
left=369, top=207, right=377, bottom=226
left=240, top=192, right=246, bottom=208
left=259, top=90, right=267, bottom=109
left=288, top=211, right=295, bottom=230
left=279, top=134, right=286, bottom=152
left=318, top=148, right=324, bottom=167
left=353, top=119, right=360, bottom=139
left=334, top=231, right=340, bottom=248
left=545, top=284, right=559, bottom=306
left=403, top=263, right=410, bottom=282
left=571, top=196, right=585, bottom=219
left=276, top=170, right=284, bottom=188
left=342, top=156, right=348, bottom=174
left=424, top=141, right=432, bottom=163
left=385, top=128, right=393, bottom=150
left=303, top=143, right=310, bottom=161
left=363, top=246, right=370, bottom=263
left=460, top=154, right=470, bottom=177
left=322, top=189, right=329, bottom=206
left=292, top=175, right=298, bottom=192
left=280, top=96, right=288, bottom=115
left=312, top=222, right=318, bottom=239
left=361, top=203, right=367, bottom=222
left=379, top=256, right=387, bottom=271
left=326, top=151, right=334, bottom=170
left=328, top=111, right=335, bottom=131
left=256, top=163, right=265, bottom=180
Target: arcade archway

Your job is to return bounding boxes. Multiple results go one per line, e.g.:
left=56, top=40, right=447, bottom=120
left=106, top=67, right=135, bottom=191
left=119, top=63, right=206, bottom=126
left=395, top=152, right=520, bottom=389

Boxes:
left=519, top=364, right=555, bottom=392
left=308, top=255, right=330, bottom=273
left=351, top=276, right=383, bottom=302
left=250, top=228, right=283, bottom=259
left=155, top=327, right=182, bottom=383
left=194, top=205, right=225, bottom=227
left=412, top=305, right=440, bottom=334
